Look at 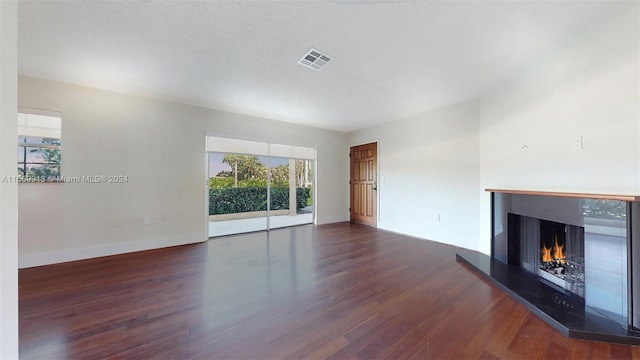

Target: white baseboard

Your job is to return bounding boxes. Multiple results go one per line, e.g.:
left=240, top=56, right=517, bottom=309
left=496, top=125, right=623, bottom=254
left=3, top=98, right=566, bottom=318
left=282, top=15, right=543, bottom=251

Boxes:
left=18, top=235, right=206, bottom=268
left=316, top=215, right=349, bottom=225
left=375, top=224, right=485, bottom=254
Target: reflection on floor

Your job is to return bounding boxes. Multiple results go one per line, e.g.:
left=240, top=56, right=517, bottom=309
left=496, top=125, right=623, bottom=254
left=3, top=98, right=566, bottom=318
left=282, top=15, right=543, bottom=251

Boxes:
left=21, top=223, right=640, bottom=358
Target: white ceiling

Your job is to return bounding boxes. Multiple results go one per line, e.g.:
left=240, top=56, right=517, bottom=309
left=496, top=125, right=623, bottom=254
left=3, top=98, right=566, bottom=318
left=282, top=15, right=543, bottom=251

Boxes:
left=18, top=1, right=618, bottom=132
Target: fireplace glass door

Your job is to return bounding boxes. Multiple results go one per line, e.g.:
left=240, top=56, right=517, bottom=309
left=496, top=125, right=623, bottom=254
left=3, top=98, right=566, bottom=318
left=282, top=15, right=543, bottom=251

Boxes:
left=512, top=215, right=585, bottom=297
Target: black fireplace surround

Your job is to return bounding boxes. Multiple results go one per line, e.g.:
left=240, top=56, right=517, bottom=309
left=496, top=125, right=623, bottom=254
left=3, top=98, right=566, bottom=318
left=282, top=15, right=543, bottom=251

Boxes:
left=457, top=190, right=640, bottom=345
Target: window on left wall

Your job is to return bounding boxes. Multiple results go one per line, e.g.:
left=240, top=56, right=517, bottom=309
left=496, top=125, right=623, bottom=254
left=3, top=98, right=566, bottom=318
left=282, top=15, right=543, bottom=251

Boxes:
left=17, top=110, right=62, bottom=182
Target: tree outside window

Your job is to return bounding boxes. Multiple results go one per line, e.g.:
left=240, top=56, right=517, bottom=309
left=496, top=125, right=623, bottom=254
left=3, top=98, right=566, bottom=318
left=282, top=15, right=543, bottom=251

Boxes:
left=17, top=111, right=62, bottom=181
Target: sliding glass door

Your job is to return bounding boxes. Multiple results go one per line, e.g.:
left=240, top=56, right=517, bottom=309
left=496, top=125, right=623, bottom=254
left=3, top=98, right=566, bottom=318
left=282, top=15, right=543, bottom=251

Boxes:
left=268, top=157, right=314, bottom=229
left=208, top=152, right=269, bottom=236
left=206, top=137, right=316, bottom=237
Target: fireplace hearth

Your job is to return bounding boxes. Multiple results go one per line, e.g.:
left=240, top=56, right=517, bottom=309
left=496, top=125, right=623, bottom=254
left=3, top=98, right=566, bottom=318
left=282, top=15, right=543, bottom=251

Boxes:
left=457, top=189, right=640, bottom=345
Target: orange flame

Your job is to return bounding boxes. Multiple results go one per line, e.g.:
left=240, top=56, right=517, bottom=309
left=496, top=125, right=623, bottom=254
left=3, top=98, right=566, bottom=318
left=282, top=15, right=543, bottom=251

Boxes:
left=541, top=233, right=566, bottom=264
left=553, top=234, right=566, bottom=264
left=541, top=243, right=553, bottom=262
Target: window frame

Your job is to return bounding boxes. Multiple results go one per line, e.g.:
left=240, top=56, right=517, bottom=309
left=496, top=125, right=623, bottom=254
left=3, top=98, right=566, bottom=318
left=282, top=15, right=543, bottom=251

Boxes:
left=17, top=108, right=62, bottom=182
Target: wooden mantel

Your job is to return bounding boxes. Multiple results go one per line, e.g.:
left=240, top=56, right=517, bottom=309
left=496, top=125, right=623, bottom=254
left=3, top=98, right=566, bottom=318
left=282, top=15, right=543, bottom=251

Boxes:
left=485, top=188, right=640, bottom=202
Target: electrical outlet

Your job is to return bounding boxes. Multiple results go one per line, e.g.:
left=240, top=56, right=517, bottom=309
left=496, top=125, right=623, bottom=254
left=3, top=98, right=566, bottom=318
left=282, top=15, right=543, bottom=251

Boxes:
left=574, top=136, right=583, bottom=150
left=151, top=216, right=160, bottom=224
left=143, top=215, right=151, bottom=225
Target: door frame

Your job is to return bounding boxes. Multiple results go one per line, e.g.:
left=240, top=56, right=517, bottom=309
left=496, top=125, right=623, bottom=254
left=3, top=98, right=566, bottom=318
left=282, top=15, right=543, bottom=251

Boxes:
left=349, top=140, right=380, bottom=227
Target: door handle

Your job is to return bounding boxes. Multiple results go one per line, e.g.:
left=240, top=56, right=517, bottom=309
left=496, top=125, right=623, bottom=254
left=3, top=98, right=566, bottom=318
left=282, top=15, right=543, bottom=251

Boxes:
left=373, top=182, right=378, bottom=191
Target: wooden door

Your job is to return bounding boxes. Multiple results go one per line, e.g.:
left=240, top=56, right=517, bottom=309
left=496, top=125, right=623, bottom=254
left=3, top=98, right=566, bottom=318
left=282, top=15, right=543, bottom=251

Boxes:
left=350, top=142, right=377, bottom=226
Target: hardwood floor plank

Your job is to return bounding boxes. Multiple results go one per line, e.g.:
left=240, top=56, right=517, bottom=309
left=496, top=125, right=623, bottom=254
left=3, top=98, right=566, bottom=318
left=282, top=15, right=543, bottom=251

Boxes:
left=611, top=343, right=634, bottom=360
left=462, top=296, right=529, bottom=358
left=19, top=222, right=640, bottom=359
left=590, top=342, right=611, bottom=359
left=304, top=336, right=350, bottom=359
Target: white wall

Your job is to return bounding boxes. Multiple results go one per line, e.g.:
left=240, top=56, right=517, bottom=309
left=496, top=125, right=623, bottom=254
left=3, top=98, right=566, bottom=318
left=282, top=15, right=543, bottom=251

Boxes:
left=0, top=1, right=19, bottom=358
left=348, top=100, right=481, bottom=251
left=348, top=3, right=639, bottom=256
left=18, top=77, right=348, bottom=268
left=16, top=2, right=638, bottom=269
left=479, top=3, right=640, bottom=253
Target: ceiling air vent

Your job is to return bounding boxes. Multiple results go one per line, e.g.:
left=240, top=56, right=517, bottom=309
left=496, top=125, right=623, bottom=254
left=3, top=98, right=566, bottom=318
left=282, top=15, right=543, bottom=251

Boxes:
left=298, top=48, right=332, bottom=71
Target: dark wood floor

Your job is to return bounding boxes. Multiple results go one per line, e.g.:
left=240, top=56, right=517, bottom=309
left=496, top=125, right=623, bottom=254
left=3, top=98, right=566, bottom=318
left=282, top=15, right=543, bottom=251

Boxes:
left=19, top=222, right=640, bottom=359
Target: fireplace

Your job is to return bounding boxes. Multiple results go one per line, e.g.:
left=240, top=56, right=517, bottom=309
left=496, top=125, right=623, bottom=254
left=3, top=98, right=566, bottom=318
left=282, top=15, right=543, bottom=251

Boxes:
left=456, top=189, right=640, bottom=345
left=508, top=214, right=585, bottom=298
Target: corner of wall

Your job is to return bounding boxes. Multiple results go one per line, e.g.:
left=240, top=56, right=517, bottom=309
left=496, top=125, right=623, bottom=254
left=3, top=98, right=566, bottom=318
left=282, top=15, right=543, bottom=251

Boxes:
left=0, top=1, right=19, bottom=358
